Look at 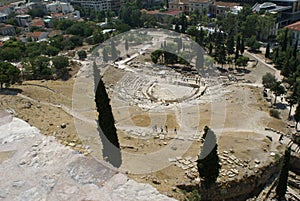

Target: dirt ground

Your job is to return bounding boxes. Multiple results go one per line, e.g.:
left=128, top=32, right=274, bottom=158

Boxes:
left=0, top=50, right=290, bottom=200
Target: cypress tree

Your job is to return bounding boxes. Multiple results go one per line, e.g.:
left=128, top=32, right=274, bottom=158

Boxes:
left=293, top=40, right=298, bottom=58
left=235, top=35, right=241, bottom=62
left=208, top=43, right=213, bottom=56
left=226, top=32, right=235, bottom=55
left=276, top=147, right=291, bottom=199
left=282, top=29, right=288, bottom=52
left=197, top=128, right=221, bottom=187
left=240, top=37, right=245, bottom=54
left=95, top=67, right=121, bottom=167
left=265, top=43, right=270, bottom=59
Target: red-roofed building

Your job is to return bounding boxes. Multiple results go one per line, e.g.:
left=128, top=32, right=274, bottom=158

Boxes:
left=161, top=10, right=184, bottom=16
left=30, top=18, right=45, bottom=28
left=140, top=9, right=160, bottom=15
left=285, top=21, right=300, bottom=46
left=26, top=32, right=48, bottom=42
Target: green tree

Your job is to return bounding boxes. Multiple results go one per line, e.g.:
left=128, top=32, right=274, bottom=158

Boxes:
left=262, top=72, right=277, bottom=89
left=78, top=50, right=87, bottom=61
left=29, top=56, right=51, bottom=79
left=293, top=40, right=298, bottom=58
left=240, top=37, right=245, bottom=54
left=294, top=104, right=300, bottom=129
left=286, top=93, right=298, bottom=119
left=197, top=127, right=221, bottom=187
left=235, top=34, right=241, bottom=62
left=28, top=8, right=46, bottom=18
left=0, top=62, right=21, bottom=89
left=242, top=14, right=258, bottom=38
left=246, top=36, right=261, bottom=52
left=216, top=43, right=227, bottom=68
left=44, top=45, right=60, bottom=56
left=276, top=147, right=291, bottom=199
left=52, top=56, right=69, bottom=70
left=226, top=32, right=235, bottom=55
left=119, top=2, right=141, bottom=27
left=235, top=56, right=249, bottom=68
left=271, top=81, right=286, bottom=105
left=179, top=14, right=187, bottom=33
left=52, top=56, right=69, bottom=79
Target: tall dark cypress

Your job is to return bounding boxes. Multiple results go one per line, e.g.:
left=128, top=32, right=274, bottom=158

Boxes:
left=94, top=63, right=121, bottom=167
left=197, top=128, right=221, bottom=187
left=276, top=147, right=291, bottom=199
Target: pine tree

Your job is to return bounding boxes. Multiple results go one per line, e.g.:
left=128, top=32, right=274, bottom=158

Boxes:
left=276, top=147, right=291, bottom=199
left=197, top=128, right=221, bottom=187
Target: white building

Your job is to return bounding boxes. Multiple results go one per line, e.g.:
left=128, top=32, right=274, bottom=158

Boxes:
left=47, top=1, right=74, bottom=14
left=72, top=0, right=112, bottom=11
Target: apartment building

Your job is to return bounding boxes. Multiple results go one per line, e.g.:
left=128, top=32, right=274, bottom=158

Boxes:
left=71, top=0, right=115, bottom=12
left=189, top=0, right=213, bottom=14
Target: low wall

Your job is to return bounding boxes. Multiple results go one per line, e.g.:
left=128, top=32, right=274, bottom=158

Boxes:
left=290, top=154, right=300, bottom=174
left=178, top=159, right=282, bottom=201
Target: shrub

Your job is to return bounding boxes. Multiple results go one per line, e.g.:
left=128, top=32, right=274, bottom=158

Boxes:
left=270, top=109, right=281, bottom=119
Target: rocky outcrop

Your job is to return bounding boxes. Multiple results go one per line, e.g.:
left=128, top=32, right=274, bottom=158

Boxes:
left=0, top=114, right=176, bottom=201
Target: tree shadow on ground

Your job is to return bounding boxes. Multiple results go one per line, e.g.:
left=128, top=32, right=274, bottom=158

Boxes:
left=274, top=103, right=287, bottom=110
left=0, top=88, right=22, bottom=95
left=236, top=68, right=251, bottom=74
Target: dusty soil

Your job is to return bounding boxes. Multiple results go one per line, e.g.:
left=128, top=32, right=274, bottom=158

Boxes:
left=0, top=50, right=291, bottom=200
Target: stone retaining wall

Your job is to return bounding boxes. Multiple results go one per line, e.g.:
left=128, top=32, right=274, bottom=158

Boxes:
left=290, top=154, right=300, bottom=174
left=178, top=159, right=282, bottom=201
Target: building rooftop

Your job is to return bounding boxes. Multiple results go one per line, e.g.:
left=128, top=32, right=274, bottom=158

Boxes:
left=141, top=9, right=159, bottom=15
left=26, top=31, right=47, bottom=38
left=161, top=10, right=184, bottom=16
left=16, top=14, right=31, bottom=18
left=213, top=1, right=240, bottom=7
left=189, top=0, right=212, bottom=3
left=30, top=18, right=45, bottom=27
left=285, top=21, right=300, bottom=31
left=252, top=2, right=291, bottom=13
